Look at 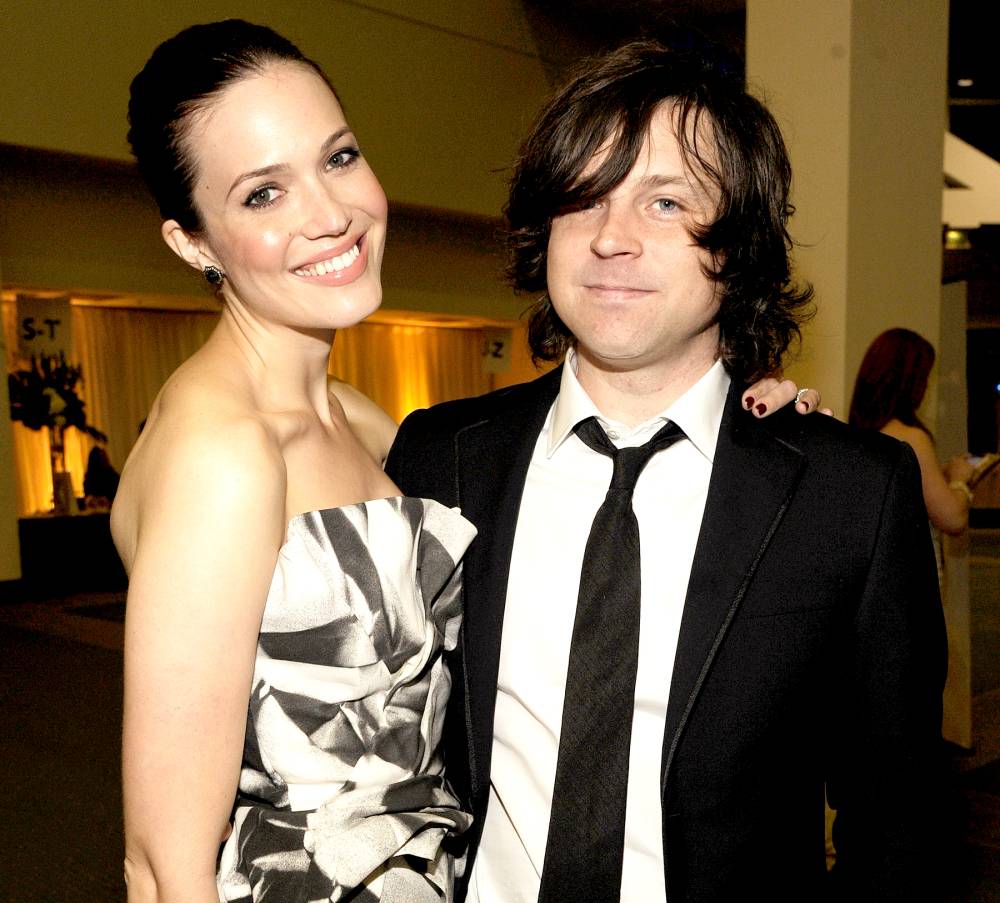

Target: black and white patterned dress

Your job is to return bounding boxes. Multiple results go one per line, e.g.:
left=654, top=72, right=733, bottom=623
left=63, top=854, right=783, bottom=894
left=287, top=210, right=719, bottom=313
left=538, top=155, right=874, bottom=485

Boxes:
left=216, top=497, right=476, bottom=902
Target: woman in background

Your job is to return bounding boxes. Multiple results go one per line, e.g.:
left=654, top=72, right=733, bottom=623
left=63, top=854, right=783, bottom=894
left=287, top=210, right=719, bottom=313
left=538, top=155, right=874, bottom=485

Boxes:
left=849, top=327, right=975, bottom=535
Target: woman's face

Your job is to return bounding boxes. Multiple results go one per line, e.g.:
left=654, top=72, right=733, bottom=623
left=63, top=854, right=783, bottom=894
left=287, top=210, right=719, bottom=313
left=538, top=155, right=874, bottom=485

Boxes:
left=182, top=62, right=388, bottom=331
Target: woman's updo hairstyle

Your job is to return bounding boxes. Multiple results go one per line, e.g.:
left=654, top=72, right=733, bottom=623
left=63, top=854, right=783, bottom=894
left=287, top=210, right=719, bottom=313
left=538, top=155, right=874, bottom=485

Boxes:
left=128, top=19, right=336, bottom=232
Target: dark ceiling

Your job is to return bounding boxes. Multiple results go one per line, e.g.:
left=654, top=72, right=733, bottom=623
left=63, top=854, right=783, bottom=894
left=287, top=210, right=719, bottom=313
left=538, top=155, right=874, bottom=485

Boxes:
left=526, top=0, right=999, bottom=164
left=948, top=0, right=1000, bottom=163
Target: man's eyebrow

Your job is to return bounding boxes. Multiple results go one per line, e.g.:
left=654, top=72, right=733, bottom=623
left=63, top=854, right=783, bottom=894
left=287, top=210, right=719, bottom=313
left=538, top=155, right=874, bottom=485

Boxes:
left=225, top=127, right=353, bottom=199
left=634, top=173, right=694, bottom=192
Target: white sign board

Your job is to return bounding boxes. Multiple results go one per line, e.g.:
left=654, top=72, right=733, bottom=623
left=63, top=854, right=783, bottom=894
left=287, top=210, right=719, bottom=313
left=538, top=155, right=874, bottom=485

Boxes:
left=16, top=295, right=72, bottom=360
left=481, top=327, right=513, bottom=374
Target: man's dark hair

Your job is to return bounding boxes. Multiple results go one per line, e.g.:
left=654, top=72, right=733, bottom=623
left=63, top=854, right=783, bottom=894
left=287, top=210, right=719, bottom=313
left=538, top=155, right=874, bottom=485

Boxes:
left=848, top=328, right=936, bottom=434
left=505, top=40, right=813, bottom=384
left=128, top=19, right=336, bottom=233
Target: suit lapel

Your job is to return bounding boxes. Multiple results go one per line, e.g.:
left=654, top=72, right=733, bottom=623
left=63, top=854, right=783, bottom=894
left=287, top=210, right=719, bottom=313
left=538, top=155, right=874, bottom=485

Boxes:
left=662, top=384, right=806, bottom=786
left=455, top=367, right=562, bottom=804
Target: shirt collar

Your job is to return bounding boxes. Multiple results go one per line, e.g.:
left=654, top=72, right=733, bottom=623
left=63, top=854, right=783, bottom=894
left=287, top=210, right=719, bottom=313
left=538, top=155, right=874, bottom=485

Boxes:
left=546, top=348, right=730, bottom=463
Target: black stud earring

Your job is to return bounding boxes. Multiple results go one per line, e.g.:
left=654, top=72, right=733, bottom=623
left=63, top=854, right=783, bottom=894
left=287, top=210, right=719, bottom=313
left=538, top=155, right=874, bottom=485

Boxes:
left=203, top=265, right=225, bottom=286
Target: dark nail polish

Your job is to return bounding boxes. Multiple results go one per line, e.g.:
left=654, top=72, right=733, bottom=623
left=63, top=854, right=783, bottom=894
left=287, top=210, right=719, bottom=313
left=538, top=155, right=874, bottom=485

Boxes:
left=744, top=396, right=755, bottom=410
left=756, top=403, right=767, bottom=415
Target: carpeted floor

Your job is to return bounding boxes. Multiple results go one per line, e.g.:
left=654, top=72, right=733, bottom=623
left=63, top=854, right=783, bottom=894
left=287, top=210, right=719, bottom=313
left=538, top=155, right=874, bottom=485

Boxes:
left=71, top=601, right=125, bottom=623
left=4, top=539, right=1000, bottom=901
left=0, top=626, right=124, bottom=902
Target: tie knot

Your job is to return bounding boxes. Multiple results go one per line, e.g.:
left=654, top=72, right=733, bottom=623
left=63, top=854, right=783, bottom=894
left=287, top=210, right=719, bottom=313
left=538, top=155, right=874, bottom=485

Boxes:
left=574, top=417, right=685, bottom=492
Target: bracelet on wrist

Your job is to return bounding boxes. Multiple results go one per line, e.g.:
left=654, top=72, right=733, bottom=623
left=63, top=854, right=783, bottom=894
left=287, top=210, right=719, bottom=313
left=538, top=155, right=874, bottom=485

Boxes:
left=949, top=480, right=973, bottom=502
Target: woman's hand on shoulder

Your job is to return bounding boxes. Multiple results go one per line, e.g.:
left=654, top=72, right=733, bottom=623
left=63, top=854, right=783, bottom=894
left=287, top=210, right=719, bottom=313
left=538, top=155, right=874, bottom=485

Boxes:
left=122, top=414, right=285, bottom=900
left=328, top=378, right=398, bottom=466
left=742, top=377, right=832, bottom=418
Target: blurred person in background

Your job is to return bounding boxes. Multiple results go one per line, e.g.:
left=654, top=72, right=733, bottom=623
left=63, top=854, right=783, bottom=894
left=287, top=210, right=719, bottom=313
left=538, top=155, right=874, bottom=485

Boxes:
left=83, top=445, right=120, bottom=509
left=849, top=328, right=975, bottom=539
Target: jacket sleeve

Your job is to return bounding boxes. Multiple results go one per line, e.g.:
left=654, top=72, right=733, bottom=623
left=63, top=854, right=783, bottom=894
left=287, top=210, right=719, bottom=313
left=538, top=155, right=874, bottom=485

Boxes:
left=828, top=440, right=948, bottom=899
left=386, top=408, right=459, bottom=508
left=384, top=410, right=415, bottom=490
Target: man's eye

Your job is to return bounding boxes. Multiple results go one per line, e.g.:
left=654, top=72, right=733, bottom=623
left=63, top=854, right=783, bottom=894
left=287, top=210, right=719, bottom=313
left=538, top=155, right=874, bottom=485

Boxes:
left=654, top=198, right=677, bottom=212
left=245, top=185, right=279, bottom=208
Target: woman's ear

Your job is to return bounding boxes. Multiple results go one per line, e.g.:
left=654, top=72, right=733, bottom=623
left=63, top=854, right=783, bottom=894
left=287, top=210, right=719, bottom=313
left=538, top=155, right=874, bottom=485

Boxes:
left=161, top=220, right=219, bottom=273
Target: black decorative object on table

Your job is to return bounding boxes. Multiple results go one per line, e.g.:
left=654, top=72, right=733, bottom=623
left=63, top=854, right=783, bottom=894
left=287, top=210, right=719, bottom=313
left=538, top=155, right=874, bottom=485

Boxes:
left=7, top=352, right=107, bottom=441
left=7, top=352, right=108, bottom=514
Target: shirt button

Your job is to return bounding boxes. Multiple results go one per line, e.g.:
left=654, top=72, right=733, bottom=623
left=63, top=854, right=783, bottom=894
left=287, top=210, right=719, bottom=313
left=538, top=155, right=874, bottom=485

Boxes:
left=607, top=430, right=620, bottom=440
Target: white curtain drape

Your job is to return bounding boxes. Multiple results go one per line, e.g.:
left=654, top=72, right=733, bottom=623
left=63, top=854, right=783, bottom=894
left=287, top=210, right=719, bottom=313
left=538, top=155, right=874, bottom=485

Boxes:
left=4, top=298, right=532, bottom=516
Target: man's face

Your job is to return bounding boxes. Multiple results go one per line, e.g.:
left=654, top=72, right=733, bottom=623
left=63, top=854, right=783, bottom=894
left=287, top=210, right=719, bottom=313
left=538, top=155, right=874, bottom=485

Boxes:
left=546, top=103, right=722, bottom=380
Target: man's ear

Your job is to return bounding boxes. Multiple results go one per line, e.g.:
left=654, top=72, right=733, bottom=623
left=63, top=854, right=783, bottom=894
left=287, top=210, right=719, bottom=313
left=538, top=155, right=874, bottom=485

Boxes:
left=161, top=220, right=219, bottom=273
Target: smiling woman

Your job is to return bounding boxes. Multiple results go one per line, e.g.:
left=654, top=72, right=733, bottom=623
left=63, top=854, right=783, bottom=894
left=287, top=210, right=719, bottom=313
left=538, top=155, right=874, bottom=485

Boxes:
left=112, top=20, right=474, bottom=903
left=159, top=63, right=387, bottom=331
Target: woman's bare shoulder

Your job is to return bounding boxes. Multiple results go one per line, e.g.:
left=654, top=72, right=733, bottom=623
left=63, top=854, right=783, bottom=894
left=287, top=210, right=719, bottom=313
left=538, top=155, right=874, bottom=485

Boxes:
left=122, top=364, right=272, bottom=486
left=113, top=371, right=285, bottom=569
left=880, top=419, right=933, bottom=451
left=328, top=379, right=398, bottom=465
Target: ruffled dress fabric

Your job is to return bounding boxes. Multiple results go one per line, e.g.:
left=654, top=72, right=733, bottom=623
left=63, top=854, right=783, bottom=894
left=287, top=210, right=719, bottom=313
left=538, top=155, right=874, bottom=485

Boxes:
left=217, top=497, right=476, bottom=902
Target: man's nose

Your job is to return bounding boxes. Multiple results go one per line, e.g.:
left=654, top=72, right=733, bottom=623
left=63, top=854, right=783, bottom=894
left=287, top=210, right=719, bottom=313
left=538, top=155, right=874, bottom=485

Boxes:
left=589, top=203, right=640, bottom=257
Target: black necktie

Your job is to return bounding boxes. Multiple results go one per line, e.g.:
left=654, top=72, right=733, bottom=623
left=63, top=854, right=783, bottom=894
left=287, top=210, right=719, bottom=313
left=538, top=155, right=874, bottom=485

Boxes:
left=537, top=416, right=686, bottom=903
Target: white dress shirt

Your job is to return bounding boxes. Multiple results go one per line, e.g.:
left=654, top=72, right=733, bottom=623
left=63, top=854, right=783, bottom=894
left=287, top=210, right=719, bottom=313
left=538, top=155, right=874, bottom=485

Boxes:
left=467, top=353, right=730, bottom=903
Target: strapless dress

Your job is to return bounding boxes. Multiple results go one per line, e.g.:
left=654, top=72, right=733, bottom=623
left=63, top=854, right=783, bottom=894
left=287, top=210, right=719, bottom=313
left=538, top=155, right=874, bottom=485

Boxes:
left=216, top=497, right=476, bottom=902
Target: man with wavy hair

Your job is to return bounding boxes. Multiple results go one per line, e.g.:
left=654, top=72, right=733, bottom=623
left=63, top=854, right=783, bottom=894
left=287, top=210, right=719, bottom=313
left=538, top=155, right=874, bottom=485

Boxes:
left=388, top=41, right=944, bottom=903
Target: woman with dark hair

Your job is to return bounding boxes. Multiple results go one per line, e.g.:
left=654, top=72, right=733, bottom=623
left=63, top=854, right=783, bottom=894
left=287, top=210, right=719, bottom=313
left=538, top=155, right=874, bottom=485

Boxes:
left=113, top=21, right=817, bottom=902
left=113, top=21, right=474, bottom=901
left=849, top=327, right=974, bottom=535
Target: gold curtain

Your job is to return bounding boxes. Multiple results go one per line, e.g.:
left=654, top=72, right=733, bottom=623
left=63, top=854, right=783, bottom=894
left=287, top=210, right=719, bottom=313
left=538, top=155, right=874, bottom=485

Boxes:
left=330, top=322, right=492, bottom=423
left=4, top=299, right=533, bottom=516
left=3, top=301, right=219, bottom=514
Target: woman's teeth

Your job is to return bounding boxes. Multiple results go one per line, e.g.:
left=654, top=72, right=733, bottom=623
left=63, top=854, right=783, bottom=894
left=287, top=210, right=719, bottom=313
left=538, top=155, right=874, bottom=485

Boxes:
left=294, top=243, right=360, bottom=277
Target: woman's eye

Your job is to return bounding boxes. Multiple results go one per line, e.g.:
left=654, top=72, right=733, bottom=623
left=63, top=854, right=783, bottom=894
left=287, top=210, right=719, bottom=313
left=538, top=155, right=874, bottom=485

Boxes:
left=245, top=185, right=280, bottom=208
left=654, top=198, right=678, bottom=212
left=327, top=147, right=360, bottom=169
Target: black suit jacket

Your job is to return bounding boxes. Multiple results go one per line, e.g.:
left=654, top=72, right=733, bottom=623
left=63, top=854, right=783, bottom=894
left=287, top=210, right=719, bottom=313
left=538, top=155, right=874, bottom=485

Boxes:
left=386, top=368, right=946, bottom=902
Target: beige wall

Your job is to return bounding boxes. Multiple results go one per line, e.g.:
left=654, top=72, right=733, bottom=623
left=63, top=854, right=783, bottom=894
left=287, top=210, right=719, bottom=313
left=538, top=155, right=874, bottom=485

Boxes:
left=844, top=1, right=948, bottom=410
left=747, top=0, right=948, bottom=415
left=938, top=281, right=970, bottom=456
left=0, top=1, right=550, bottom=317
left=1, top=0, right=551, bottom=218
left=0, top=146, right=525, bottom=321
